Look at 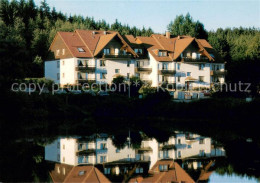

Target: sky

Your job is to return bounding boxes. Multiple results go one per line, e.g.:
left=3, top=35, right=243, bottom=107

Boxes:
left=34, top=0, right=260, bottom=33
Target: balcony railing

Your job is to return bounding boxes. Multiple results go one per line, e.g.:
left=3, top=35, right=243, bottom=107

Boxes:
left=159, top=144, right=176, bottom=150
left=159, top=69, right=176, bottom=75
left=137, top=146, right=153, bottom=153
left=102, top=54, right=132, bottom=59
left=77, top=78, right=96, bottom=84
left=76, top=65, right=96, bottom=72
left=76, top=149, right=96, bottom=156
left=181, top=57, right=209, bottom=63
left=210, top=70, right=227, bottom=76
left=135, top=155, right=150, bottom=161
left=136, top=67, right=152, bottom=72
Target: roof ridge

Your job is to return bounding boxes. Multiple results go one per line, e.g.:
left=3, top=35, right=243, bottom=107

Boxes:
left=58, top=32, right=76, bottom=58
left=75, top=30, right=94, bottom=57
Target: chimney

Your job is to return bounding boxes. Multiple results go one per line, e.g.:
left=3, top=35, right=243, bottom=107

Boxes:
left=103, top=31, right=107, bottom=35
left=177, top=36, right=180, bottom=40
left=165, top=31, right=171, bottom=39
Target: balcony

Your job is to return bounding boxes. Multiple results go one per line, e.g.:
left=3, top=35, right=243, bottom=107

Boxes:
left=76, top=149, right=96, bottom=156
left=76, top=65, right=96, bottom=72
left=210, top=70, right=227, bottom=76
left=159, top=144, right=176, bottom=150
left=137, top=146, right=153, bottom=153
left=136, top=67, right=152, bottom=73
left=102, top=54, right=132, bottom=60
left=159, top=69, right=176, bottom=75
left=77, top=78, right=96, bottom=84
left=135, top=155, right=151, bottom=161
left=181, top=57, right=209, bottom=63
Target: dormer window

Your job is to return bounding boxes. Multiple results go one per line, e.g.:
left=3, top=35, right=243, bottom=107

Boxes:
left=104, top=48, right=110, bottom=55
left=78, top=171, right=86, bottom=176
left=158, top=51, right=167, bottom=57
left=159, top=165, right=168, bottom=172
left=134, top=49, right=143, bottom=54
left=77, top=47, right=85, bottom=52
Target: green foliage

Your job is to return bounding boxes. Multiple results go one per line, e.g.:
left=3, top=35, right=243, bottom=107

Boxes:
left=0, top=0, right=154, bottom=88
left=167, top=13, right=208, bottom=39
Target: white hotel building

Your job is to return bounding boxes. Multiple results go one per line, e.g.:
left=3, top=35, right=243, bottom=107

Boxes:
left=45, top=30, right=226, bottom=89
left=45, top=132, right=215, bottom=170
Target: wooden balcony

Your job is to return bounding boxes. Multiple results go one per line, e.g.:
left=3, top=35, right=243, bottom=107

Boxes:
left=137, top=146, right=153, bottom=153
left=136, top=67, right=152, bottom=73
left=102, top=54, right=132, bottom=60
left=158, top=69, right=176, bottom=75
left=159, top=144, right=176, bottom=150
left=210, top=70, right=227, bottom=76
left=181, top=57, right=209, bottom=63
left=76, top=65, right=96, bottom=72
left=76, top=149, right=96, bottom=156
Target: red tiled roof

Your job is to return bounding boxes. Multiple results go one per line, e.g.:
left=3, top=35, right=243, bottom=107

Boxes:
left=50, top=30, right=137, bottom=59
left=128, top=160, right=195, bottom=183
left=63, top=166, right=111, bottom=183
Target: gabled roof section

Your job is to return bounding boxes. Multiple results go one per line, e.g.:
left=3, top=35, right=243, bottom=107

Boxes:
left=94, top=33, right=138, bottom=57
left=173, top=37, right=195, bottom=60
left=57, top=32, right=92, bottom=58
left=128, top=160, right=195, bottom=183
left=63, top=166, right=111, bottom=183
left=136, top=36, right=172, bottom=61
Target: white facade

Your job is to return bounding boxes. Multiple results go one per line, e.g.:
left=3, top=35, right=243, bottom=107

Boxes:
left=45, top=136, right=135, bottom=166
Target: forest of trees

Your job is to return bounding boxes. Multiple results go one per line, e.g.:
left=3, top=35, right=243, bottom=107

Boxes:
left=0, top=0, right=259, bottom=94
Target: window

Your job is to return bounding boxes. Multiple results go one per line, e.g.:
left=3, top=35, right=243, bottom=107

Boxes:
left=116, top=149, right=120, bottom=153
left=187, top=72, right=191, bottom=76
left=77, top=47, right=85, bottom=52
left=177, top=76, right=180, bottom=82
left=200, top=150, right=205, bottom=156
left=162, top=63, right=168, bottom=70
left=127, top=73, right=130, bottom=79
left=56, top=49, right=60, bottom=56
left=62, top=73, right=65, bottom=78
left=135, top=167, right=144, bottom=174
left=199, top=76, right=204, bottom=82
left=104, top=48, right=110, bottom=55
left=115, top=69, right=120, bottom=74
left=78, top=171, right=86, bottom=176
left=62, top=49, right=65, bottom=55
left=158, top=51, right=166, bottom=57
left=57, top=142, right=60, bottom=149
left=178, top=139, right=181, bottom=144
left=199, top=64, right=205, bottom=70
left=199, top=139, right=205, bottom=144
left=127, top=60, right=131, bottom=67
left=188, top=144, right=192, bottom=149
left=100, top=73, right=106, bottom=79
left=63, top=157, right=65, bottom=163
left=100, top=60, right=106, bottom=67
left=159, top=165, right=168, bottom=172
left=57, top=61, right=60, bottom=68
left=63, top=144, right=65, bottom=149
left=135, top=49, right=142, bottom=54
left=62, top=60, right=65, bottom=66
left=178, top=151, right=181, bottom=158
left=78, top=60, right=83, bottom=66
left=177, top=63, right=180, bottom=70
left=57, top=73, right=60, bottom=80
left=57, top=154, right=60, bottom=161
left=104, top=168, right=111, bottom=175
left=115, top=48, right=119, bottom=55
left=100, top=156, right=107, bottom=163
left=100, top=143, right=107, bottom=150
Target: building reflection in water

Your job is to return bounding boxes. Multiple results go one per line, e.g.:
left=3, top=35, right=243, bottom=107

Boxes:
left=45, top=132, right=225, bottom=182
